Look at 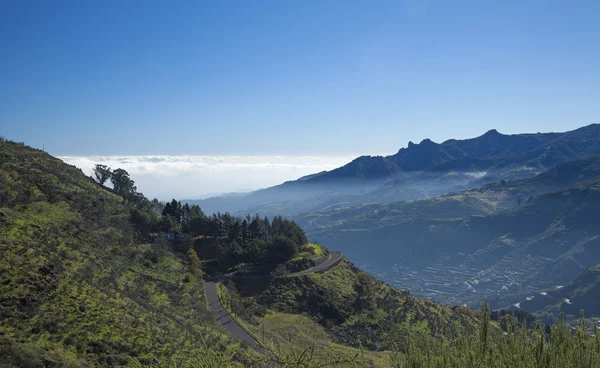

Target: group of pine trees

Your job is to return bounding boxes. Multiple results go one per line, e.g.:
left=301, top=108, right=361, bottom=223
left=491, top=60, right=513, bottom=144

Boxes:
left=156, top=198, right=308, bottom=270
left=92, top=164, right=308, bottom=271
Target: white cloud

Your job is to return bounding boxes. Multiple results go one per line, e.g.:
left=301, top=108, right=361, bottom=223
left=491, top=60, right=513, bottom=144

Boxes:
left=59, top=155, right=355, bottom=200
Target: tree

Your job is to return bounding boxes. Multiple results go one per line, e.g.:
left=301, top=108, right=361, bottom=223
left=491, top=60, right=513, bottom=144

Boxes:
left=187, top=248, right=202, bottom=277
left=188, top=215, right=207, bottom=236
left=111, top=168, right=136, bottom=197
left=244, top=238, right=266, bottom=263
left=157, top=215, right=177, bottom=233
left=130, top=207, right=156, bottom=237
left=93, top=164, right=112, bottom=186
left=265, top=236, right=298, bottom=264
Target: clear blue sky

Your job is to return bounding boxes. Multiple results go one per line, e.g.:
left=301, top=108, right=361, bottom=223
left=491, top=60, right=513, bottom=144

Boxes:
left=1, top=0, right=599, bottom=156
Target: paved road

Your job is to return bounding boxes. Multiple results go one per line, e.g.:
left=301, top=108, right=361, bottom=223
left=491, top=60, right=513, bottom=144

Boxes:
left=204, top=281, right=262, bottom=350
left=285, top=251, right=343, bottom=277
left=204, top=252, right=344, bottom=350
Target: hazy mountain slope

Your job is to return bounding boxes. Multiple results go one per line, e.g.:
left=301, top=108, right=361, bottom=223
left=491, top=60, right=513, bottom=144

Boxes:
left=297, top=194, right=495, bottom=235
left=518, top=263, right=600, bottom=321
left=0, top=140, right=251, bottom=367
left=301, top=126, right=571, bottom=183
left=300, top=156, right=600, bottom=234
left=308, top=155, right=404, bottom=181
left=303, top=173, right=600, bottom=311
left=458, top=155, right=600, bottom=210
left=188, top=124, right=600, bottom=217
left=499, top=124, right=600, bottom=169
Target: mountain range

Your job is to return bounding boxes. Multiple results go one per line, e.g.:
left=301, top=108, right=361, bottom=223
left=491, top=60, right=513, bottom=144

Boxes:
left=186, top=124, right=600, bottom=321
left=3, top=131, right=600, bottom=366
left=187, top=124, right=600, bottom=217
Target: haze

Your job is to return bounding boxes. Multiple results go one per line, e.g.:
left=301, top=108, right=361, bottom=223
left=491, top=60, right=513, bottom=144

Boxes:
left=60, top=154, right=356, bottom=200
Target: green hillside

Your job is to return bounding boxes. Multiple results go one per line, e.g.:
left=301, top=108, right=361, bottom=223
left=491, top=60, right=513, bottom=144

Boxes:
left=226, top=259, right=476, bottom=351
left=220, top=260, right=600, bottom=368
left=0, top=140, right=253, bottom=367
left=3, top=139, right=600, bottom=367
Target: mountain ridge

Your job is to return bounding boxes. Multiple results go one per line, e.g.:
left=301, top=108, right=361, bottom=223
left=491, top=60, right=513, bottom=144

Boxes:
left=186, top=123, right=600, bottom=216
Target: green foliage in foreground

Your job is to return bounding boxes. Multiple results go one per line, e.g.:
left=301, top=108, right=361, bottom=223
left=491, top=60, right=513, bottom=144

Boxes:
left=390, top=306, right=600, bottom=368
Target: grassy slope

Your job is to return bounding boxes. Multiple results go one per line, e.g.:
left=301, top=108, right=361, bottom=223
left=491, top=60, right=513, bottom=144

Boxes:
left=248, top=312, right=391, bottom=367
left=231, top=259, right=476, bottom=352
left=0, top=141, right=252, bottom=367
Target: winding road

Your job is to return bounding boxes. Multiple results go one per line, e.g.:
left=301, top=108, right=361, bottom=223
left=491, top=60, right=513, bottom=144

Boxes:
left=204, top=281, right=263, bottom=349
left=204, top=252, right=343, bottom=349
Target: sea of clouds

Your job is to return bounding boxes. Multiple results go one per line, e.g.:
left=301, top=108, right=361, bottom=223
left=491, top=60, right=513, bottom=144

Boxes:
left=59, top=155, right=355, bottom=200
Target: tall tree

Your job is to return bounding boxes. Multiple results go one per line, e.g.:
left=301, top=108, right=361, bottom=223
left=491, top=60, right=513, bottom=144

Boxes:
left=111, top=168, right=135, bottom=197
left=93, top=164, right=112, bottom=186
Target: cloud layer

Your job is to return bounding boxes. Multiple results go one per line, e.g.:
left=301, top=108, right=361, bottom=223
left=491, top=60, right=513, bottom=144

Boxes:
left=59, top=155, right=355, bottom=200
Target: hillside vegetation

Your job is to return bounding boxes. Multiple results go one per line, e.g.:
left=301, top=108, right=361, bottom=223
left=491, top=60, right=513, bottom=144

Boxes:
left=220, top=267, right=600, bottom=367
left=3, top=138, right=600, bottom=367
left=0, top=140, right=254, bottom=367
left=223, top=259, right=477, bottom=351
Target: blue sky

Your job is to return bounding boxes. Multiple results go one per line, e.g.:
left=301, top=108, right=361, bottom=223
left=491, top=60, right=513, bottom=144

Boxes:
left=1, top=0, right=599, bottom=156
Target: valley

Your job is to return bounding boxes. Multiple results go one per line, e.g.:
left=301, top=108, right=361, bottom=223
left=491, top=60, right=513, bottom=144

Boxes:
left=4, top=133, right=600, bottom=366
left=191, top=125, right=600, bottom=322
left=7, top=1, right=600, bottom=365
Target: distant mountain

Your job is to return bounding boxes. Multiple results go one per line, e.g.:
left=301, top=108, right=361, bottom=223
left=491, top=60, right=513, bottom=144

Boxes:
left=297, top=170, right=328, bottom=181
left=309, top=155, right=404, bottom=181
left=308, top=124, right=600, bottom=185
left=186, top=124, right=600, bottom=217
